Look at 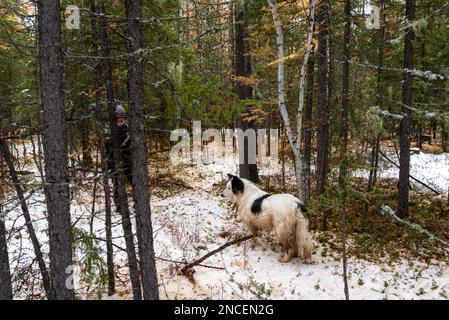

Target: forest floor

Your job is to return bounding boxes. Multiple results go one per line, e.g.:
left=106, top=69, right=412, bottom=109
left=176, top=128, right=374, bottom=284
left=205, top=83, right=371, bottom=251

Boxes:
left=3, top=141, right=449, bottom=300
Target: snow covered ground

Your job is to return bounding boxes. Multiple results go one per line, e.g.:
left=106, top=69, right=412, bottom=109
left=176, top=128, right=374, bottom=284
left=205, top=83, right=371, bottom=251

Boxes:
left=2, top=145, right=449, bottom=300
left=357, top=151, right=449, bottom=194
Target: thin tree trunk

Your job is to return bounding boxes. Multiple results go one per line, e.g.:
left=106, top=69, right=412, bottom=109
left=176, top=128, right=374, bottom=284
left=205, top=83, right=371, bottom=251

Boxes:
left=297, top=0, right=316, bottom=203
left=303, top=48, right=314, bottom=203
left=338, top=0, right=351, bottom=301
left=89, top=0, right=115, bottom=296
left=315, top=0, right=330, bottom=197
left=37, top=0, right=73, bottom=300
left=398, top=0, right=415, bottom=219
left=97, top=0, right=142, bottom=299
left=0, top=139, right=55, bottom=299
left=0, top=205, right=12, bottom=300
left=80, top=93, right=93, bottom=169
left=338, top=0, right=350, bottom=186
left=368, top=0, right=384, bottom=192
left=126, top=0, right=159, bottom=300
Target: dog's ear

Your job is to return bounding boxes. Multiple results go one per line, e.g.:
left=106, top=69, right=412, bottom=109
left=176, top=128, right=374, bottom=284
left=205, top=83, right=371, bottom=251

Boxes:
left=227, top=173, right=234, bottom=180
left=231, top=176, right=244, bottom=194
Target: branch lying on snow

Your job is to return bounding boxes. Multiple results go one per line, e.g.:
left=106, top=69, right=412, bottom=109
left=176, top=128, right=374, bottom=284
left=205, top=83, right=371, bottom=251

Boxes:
left=378, top=149, right=441, bottom=195
left=381, top=205, right=449, bottom=252
left=180, top=234, right=255, bottom=278
left=93, top=237, right=225, bottom=270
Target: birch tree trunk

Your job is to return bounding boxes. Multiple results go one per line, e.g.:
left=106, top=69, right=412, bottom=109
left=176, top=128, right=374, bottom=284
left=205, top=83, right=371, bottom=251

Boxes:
left=267, top=0, right=315, bottom=202
left=126, top=0, right=160, bottom=300
left=37, top=0, right=73, bottom=300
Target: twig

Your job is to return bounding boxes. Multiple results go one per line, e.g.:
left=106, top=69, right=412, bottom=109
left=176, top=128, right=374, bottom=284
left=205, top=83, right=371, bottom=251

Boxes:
left=180, top=234, right=255, bottom=275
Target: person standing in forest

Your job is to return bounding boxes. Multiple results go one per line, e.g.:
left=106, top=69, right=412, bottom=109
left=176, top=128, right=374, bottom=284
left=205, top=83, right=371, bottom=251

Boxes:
left=106, top=104, right=133, bottom=189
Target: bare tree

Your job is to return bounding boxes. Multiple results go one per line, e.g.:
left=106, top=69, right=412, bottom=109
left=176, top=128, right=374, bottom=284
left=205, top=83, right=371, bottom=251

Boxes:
left=37, top=0, right=73, bottom=300
left=0, top=139, right=54, bottom=299
left=125, top=0, right=159, bottom=300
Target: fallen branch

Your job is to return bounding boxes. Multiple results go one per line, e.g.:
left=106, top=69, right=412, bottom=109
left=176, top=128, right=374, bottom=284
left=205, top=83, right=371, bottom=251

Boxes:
left=381, top=205, right=449, bottom=252
left=156, top=256, right=224, bottom=270
left=180, top=234, right=255, bottom=276
left=378, top=149, right=441, bottom=195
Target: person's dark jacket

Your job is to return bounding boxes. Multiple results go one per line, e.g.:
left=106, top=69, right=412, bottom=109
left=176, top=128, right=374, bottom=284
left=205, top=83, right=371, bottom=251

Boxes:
left=105, top=123, right=132, bottom=184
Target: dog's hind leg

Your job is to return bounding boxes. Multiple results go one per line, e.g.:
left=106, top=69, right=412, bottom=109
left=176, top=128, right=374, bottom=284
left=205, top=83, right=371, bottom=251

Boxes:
left=276, top=226, right=296, bottom=263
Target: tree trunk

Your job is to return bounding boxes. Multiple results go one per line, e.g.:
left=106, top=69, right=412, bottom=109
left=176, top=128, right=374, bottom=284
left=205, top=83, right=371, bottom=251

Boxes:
left=338, top=0, right=350, bottom=185
left=0, top=139, right=55, bottom=299
left=303, top=47, right=314, bottom=204
left=0, top=205, right=12, bottom=300
left=97, top=0, right=142, bottom=299
left=89, top=0, right=115, bottom=296
left=125, top=0, right=159, bottom=300
left=234, top=2, right=258, bottom=182
left=297, top=0, right=316, bottom=203
left=338, top=0, right=351, bottom=301
left=397, top=0, right=415, bottom=219
left=37, top=0, right=73, bottom=300
left=315, top=0, right=330, bottom=196
left=80, top=93, right=93, bottom=169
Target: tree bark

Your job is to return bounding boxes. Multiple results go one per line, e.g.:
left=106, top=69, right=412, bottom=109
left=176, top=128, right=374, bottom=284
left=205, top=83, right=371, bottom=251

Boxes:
left=234, top=2, right=258, bottom=182
left=126, top=0, right=160, bottom=300
left=97, top=0, right=142, bottom=299
left=397, top=0, right=415, bottom=219
left=315, top=0, right=330, bottom=197
left=303, top=48, right=314, bottom=204
left=37, top=0, right=73, bottom=300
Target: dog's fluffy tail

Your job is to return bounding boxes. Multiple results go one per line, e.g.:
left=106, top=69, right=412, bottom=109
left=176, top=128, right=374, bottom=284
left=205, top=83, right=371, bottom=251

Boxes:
left=295, top=216, right=313, bottom=262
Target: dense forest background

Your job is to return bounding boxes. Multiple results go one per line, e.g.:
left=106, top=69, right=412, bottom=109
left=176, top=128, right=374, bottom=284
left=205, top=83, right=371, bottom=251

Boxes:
left=0, top=0, right=448, bottom=300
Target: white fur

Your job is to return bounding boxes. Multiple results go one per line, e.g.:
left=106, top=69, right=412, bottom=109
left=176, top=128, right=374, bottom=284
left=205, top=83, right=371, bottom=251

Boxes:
left=221, top=176, right=314, bottom=263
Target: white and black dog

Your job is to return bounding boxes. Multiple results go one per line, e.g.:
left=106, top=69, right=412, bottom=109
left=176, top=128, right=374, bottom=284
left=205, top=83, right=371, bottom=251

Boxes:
left=221, top=174, right=313, bottom=263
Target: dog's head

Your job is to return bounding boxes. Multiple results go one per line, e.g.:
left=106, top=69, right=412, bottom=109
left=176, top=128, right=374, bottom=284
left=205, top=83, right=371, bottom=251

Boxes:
left=220, top=174, right=244, bottom=203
